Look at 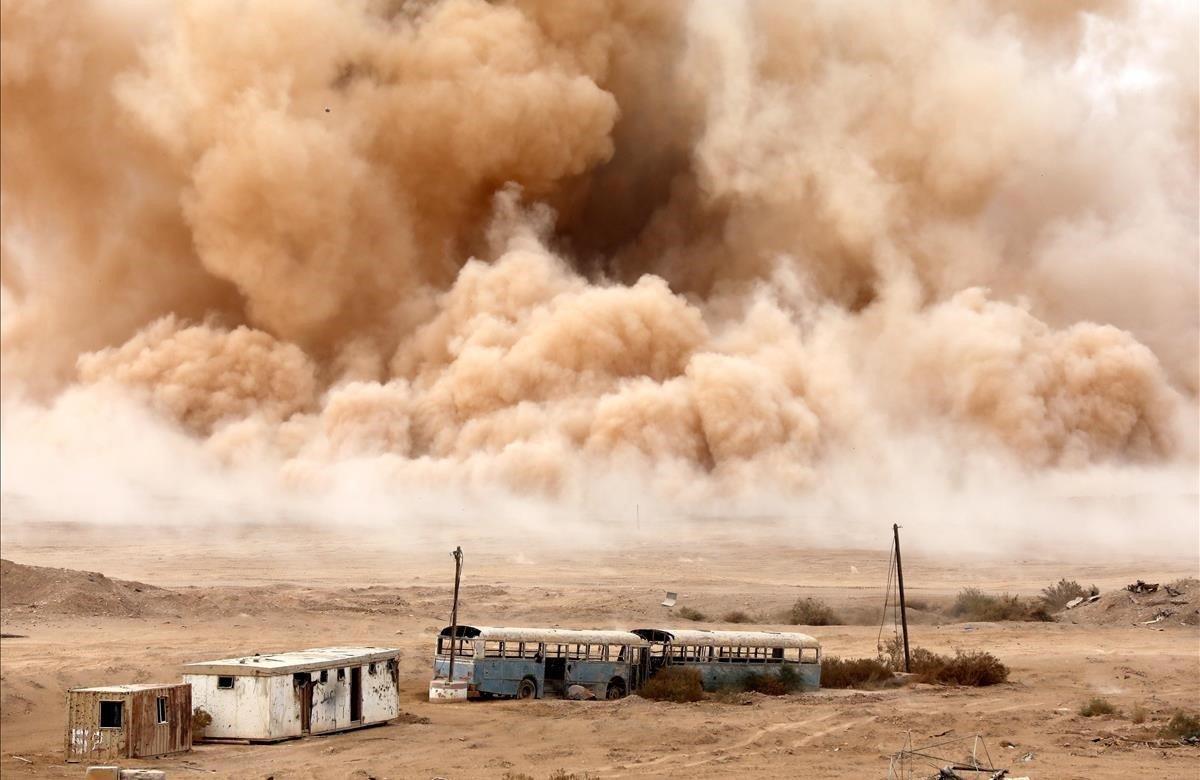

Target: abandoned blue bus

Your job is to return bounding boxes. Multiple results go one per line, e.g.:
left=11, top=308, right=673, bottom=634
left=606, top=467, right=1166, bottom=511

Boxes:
left=434, top=626, right=650, bottom=700
left=632, top=628, right=821, bottom=691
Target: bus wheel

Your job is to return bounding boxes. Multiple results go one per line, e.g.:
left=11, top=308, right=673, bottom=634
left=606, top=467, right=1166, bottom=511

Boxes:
left=516, top=678, right=537, bottom=699
left=606, top=679, right=626, bottom=700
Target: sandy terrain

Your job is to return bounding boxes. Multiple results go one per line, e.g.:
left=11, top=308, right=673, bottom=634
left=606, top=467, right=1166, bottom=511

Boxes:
left=1, top=523, right=1197, bottom=779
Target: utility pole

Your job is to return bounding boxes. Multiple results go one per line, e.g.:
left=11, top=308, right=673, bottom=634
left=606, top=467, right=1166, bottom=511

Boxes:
left=446, top=546, right=464, bottom=682
left=893, top=524, right=911, bottom=673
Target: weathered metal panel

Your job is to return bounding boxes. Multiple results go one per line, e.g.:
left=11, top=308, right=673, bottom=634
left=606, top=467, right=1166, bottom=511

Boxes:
left=66, top=685, right=189, bottom=762
left=633, top=628, right=819, bottom=648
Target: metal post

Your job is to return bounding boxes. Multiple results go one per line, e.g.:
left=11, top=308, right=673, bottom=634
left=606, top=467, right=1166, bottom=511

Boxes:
left=446, top=546, right=464, bottom=681
left=893, top=524, right=911, bottom=673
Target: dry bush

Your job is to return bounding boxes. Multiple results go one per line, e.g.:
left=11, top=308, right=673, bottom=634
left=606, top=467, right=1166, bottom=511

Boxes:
left=949, top=588, right=1053, bottom=622
left=819, top=657, right=893, bottom=689
left=1131, top=705, right=1148, bottom=724
left=501, top=774, right=535, bottom=780
left=721, top=610, right=752, bottom=623
left=936, top=650, right=1009, bottom=686
left=1162, top=711, right=1200, bottom=740
left=880, top=637, right=1008, bottom=686
left=787, top=597, right=841, bottom=626
left=676, top=606, right=707, bottom=622
left=740, top=666, right=803, bottom=696
left=1080, top=697, right=1116, bottom=717
left=639, top=667, right=705, bottom=703
left=546, top=772, right=597, bottom=780
left=191, top=708, right=213, bottom=734
left=1040, top=579, right=1098, bottom=611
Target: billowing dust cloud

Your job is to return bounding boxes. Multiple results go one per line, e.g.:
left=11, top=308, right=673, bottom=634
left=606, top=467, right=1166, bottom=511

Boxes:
left=2, top=0, right=1197, bottom=542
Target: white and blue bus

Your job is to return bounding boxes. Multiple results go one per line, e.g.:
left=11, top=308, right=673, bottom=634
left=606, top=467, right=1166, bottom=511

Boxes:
left=631, top=628, right=821, bottom=691
left=434, top=626, right=650, bottom=700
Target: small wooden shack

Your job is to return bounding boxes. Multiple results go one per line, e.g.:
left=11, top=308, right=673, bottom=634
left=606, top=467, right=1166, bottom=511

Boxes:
left=65, top=683, right=192, bottom=763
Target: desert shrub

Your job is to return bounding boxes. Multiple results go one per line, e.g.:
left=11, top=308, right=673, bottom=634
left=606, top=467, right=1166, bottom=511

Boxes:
left=788, top=597, right=841, bottom=626
left=546, top=772, right=597, bottom=780
left=1080, top=697, right=1116, bottom=717
left=879, top=637, right=1007, bottom=686
left=936, top=650, right=1009, bottom=686
left=1131, top=705, right=1148, bottom=724
left=1040, top=579, right=1098, bottom=611
left=676, top=606, right=707, bottom=622
left=501, top=774, right=535, bottom=780
left=1162, top=711, right=1200, bottom=740
left=949, top=588, right=1053, bottom=622
left=904, top=597, right=933, bottom=612
left=721, top=610, right=752, bottom=623
left=740, top=665, right=803, bottom=696
left=639, top=667, right=705, bottom=703
left=191, top=708, right=213, bottom=734
left=820, top=656, right=893, bottom=689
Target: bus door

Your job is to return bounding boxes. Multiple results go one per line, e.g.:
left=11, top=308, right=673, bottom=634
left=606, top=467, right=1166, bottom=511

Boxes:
left=544, top=644, right=567, bottom=691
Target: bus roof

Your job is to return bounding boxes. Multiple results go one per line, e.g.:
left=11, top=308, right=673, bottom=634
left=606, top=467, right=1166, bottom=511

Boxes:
left=633, top=628, right=819, bottom=649
left=439, top=625, right=647, bottom=646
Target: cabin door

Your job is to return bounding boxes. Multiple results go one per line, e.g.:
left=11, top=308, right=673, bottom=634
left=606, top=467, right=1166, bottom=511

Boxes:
left=350, top=667, right=363, bottom=722
left=295, top=673, right=313, bottom=734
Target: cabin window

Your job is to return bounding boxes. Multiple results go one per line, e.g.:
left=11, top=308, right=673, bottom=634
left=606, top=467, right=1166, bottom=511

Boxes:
left=319, top=671, right=328, bottom=684
left=368, top=662, right=377, bottom=675
left=483, top=641, right=504, bottom=658
left=337, top=668, right=345, bottom=681
left=156, top=696, right=169, bottom=724
left=217, top=676, right=235, bottom=689
left=99, top=700, right=123, bottom=728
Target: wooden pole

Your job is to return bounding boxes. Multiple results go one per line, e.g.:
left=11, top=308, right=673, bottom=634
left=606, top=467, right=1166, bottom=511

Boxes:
left=447, top=546, right=464, bottom=681
left=893, top=524, right=911, bottom=673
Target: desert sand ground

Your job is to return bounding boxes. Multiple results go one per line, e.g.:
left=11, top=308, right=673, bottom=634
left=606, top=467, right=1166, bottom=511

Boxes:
left=1, top=522, right=1197, bottom=779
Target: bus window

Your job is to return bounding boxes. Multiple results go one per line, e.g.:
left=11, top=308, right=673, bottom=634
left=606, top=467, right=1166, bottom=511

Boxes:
left=801, top=647, right=819, bottom=663
left=607, top=645, right=626, bottom=661
left=503, top=642, right=524, bottom=658
left=771, top=647, right=784, bottom=661
left=569, top=644, right=587, bottom=660
left=783, top=648, right=801, bottom=663
left=484, top=641, right=504, bottom=658
left=522, top=642, right=543, bottom=659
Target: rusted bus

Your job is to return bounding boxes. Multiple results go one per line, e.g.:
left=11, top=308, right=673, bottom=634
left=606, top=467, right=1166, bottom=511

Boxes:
left=632, top=628, right=822, bottom=691
left=65, top=683, right=192, bottom=763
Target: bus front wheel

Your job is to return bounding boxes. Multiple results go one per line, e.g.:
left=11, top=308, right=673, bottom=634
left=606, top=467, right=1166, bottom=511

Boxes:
left=516, top=678, right=537, bottom=699
left=606, top=679, right=626, bottom=700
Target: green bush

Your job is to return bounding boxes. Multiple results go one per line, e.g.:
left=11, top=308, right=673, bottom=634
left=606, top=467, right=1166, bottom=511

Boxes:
left=740, top=665, right=803, bottom=696
left=787, top=597, right=841, bottom=626
left=639, top=667, right=705, bottom=702
left=676, top=606, right=707, bottom=622
left=1080, top=697, right=1116, bottom=717
left=820, top=656, right=893, bottom=689
left=1040, top=579, right=1098, bottom=611
left=949, top=588, right=1053, bottom=622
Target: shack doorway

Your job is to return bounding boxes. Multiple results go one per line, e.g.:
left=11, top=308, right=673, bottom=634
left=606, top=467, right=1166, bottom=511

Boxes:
left=350, top=667, right=362, bottom=722
left=294, top=673, right=313, bottom=734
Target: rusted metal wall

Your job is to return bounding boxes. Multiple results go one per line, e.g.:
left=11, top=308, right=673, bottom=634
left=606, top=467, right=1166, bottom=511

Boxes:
left=65, top=690, right=126, bottom=762
left=65, top=686, right=191, bottom=762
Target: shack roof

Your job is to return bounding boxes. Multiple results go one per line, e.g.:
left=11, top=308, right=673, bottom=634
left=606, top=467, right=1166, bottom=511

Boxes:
left=182, top=646, right=399, bottom=677
left=440, top=625, right=647, bottom=646
left=634, top=628, right=820, bottom=649
left=70, top=683, right=187, bottom=694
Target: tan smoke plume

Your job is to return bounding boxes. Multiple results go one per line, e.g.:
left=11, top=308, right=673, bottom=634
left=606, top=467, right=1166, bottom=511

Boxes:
left=1, top=0, right=1197, bottom=529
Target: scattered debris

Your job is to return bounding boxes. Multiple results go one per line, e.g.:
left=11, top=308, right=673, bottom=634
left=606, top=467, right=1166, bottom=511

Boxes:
left=1063, top=594, right=1101, bottom=610
left=887, top=733, right=1010, bottom=779
left=661, top=591, right=677, bottom=607
left=565, top=685, right=597, bottom=701
left=1165, top=584, right=1183, bottom=597
left=12, top=755, right=32, bottom=764
left=1125, top=580, right=1159, bottom=594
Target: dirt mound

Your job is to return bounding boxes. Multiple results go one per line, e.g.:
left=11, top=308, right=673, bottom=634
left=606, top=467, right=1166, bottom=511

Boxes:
left=0, top=558, right=186, bottom=618
left=1058, top=578, right=1199, bottom=628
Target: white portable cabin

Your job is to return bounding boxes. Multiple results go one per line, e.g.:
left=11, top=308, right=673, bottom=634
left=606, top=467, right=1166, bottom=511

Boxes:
left=182, top=647, right=400, bottom=742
